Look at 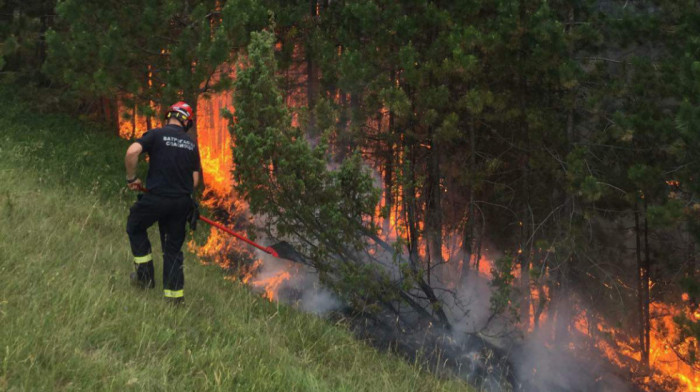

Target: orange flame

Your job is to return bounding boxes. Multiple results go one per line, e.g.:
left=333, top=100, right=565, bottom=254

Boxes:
left=251, top=270, right=292, bottom=301
left=118, top=101, right=150, bottom=139
left=571, top=300, right=699, bottom=390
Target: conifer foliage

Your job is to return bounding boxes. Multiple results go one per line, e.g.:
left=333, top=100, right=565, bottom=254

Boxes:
left=43, top=0, right=267, bottom=130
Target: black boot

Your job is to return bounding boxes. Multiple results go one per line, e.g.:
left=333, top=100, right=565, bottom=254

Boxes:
left=130, top=261, right=155, bottom=289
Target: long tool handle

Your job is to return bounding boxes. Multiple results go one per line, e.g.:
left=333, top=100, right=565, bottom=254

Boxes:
left=197, top=216, right=279, bottom=257
left=134, top=184, right=279, bottom=257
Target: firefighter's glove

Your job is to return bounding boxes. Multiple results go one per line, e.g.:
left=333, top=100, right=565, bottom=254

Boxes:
left=188, top=200, right=199, bottom=231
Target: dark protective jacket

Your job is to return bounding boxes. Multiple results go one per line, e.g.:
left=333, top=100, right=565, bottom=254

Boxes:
left=136, top=124, right=201, bottom=197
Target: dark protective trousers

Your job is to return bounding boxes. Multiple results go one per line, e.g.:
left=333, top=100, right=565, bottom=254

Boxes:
left=126, top=193, right=191, bottom=298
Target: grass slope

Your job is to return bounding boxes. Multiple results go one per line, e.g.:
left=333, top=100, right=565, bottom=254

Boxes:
left=0, top=94, right=470, bottom=391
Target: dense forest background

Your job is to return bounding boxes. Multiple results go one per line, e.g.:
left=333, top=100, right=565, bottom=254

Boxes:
left=2, top=0, right=699, bottom=390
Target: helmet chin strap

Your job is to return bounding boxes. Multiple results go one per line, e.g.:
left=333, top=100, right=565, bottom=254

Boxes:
left=181, top=119, right=193, bottom=131
left=174, top=116, right=191, bottom=130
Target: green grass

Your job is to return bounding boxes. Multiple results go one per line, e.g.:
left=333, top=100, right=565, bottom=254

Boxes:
left=0, top=93, right=471, bottom=391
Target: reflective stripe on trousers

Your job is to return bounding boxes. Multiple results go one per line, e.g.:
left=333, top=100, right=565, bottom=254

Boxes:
left=164, top=289, right=184, bottom=298
left=134, top=254, right=153, bottom=264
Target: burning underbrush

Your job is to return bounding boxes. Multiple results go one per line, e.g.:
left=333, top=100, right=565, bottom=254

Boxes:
left=185, top=191, right=642, bottom=391
left=190, top=189, right=698, bottom=391
left=189, top=188, right=341, bottom=314
left=118, top=105, right=698, bottom=391
left=189, top=216, right=640, bottom=391
left=116, top=66, right=698, bottom=391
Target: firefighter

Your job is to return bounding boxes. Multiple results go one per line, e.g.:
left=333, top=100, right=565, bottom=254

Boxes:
left=124, top=102, right=201, bottom=304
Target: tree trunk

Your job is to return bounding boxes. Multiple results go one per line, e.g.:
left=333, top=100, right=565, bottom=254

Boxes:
left=519, top=210, right=531, bottom=329
left=462, top=117, right=477, bottom=279
left=551, top=3, right=577, bottom=341
left=306, top=0, right=319, bottom=133
left=642, top=198, right=651, bottom=364
left=130, top=105, right=137, bottom=139
left=518, top=127, right=531, bottom=330
left=384, top=69, right=399, bottom=209
left=101, top=97, right=119, bottom=133
left=384, top=143, right=394, bottom=209
left=635, top=199, right=650, bottom=367
left=517, top=0, right=531, bottom=331
left=426, top=133, right=443, bottom=270
left=403, top=144, right=420, bottom=265
left=687, top=233, right=696, bottom=282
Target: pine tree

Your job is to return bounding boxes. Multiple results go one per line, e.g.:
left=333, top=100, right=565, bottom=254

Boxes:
left=44, top=0, right=267, bottom=135
left=230, top=28, right=457, bottom=327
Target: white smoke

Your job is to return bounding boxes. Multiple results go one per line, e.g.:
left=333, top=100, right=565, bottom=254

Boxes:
left=423, top=245, right=632, bottom=391
left=243, top=228, right=632, bottom=391
left=511, top=302, right=631, bottom=392
left=251, top=251, right=341, bottom=316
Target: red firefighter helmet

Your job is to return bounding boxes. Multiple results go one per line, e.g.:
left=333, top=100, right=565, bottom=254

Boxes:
left=165, top=101, right=195, bottom=129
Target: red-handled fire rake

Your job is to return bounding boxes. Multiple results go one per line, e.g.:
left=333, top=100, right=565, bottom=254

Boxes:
left=134, top=184, right=301, bottom=260
left=197, top=215, right=279, bottom=257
